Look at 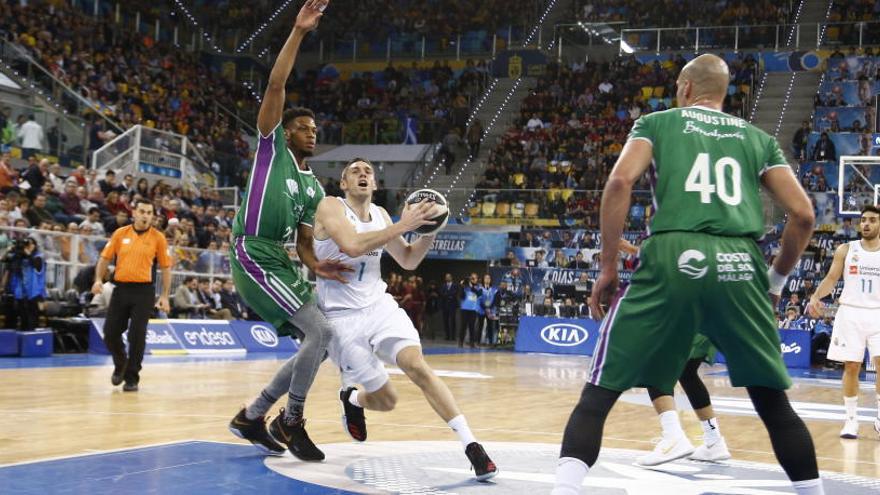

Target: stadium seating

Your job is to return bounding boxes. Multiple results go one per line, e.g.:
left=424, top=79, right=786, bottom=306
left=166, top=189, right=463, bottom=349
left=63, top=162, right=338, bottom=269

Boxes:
left=468, top=55, right=757, bottom=225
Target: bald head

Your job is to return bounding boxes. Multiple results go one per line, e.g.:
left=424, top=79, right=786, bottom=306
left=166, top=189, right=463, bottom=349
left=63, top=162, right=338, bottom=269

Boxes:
left=677, top=54, right=730, bottom=107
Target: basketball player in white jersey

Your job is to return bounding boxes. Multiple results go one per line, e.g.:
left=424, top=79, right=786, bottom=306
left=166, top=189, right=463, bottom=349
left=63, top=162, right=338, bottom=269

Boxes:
left=311, top=158, right=498, bottom=480
left=808, top=205, right=880, bottom=439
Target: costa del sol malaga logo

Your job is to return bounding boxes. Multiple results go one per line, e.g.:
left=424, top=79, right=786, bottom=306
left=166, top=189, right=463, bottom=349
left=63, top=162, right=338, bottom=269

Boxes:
left=677, top=249, right=708, bottom=279
left=541, top=323, right=588, bottom=347
left=250, top=324, right=278, bottom=347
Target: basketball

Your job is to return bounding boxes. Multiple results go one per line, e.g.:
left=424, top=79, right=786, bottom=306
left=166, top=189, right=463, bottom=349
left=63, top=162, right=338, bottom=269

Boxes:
left=405, top=188, right=448, bottom=235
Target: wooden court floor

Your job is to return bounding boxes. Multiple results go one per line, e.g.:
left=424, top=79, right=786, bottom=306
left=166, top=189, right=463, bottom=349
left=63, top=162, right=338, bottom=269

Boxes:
left=1, top=349, right=879, bottom=481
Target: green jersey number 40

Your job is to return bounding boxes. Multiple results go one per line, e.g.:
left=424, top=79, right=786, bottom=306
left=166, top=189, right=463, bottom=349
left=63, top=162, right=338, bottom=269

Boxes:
left=684, top=153, right=743, bottom=206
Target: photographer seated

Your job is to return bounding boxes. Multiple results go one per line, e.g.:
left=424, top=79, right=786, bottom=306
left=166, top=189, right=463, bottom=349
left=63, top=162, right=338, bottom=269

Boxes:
left=2, top=237, right=47, bottom=330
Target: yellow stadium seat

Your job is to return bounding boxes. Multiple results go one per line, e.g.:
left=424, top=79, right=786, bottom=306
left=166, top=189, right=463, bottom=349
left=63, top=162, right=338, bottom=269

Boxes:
left=653, top=86, right=665, bottom=98
left=468, top=203, right=481, bottom=217
left=524, top=203, right=539, bottom=218
left=511, top=202, right=524, bottom=218
left=561, top=188, right=574, bottom=201
left=496, top=202, right=510, bottom=217
left=481, top=201, right=497, bottom=217
left=826, top=26, right=839, bottom=41
left=641, top=86, right=653, bottom=100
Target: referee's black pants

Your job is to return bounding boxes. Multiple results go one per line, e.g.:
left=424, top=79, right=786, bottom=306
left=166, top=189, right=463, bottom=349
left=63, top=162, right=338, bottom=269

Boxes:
left=103, top=283, right=154, bottom=384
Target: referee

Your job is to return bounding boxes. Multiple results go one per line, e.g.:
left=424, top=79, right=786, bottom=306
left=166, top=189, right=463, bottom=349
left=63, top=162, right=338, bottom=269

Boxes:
left=92, top=199, right=171, bottom=391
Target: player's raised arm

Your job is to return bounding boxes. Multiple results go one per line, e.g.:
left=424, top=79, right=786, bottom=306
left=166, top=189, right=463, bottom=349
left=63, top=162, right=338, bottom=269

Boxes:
left=761, top=165, right=816, bottom=297
left=314, top=197, right=435, bottom=258
left=257, top=0, right=327, bottom=136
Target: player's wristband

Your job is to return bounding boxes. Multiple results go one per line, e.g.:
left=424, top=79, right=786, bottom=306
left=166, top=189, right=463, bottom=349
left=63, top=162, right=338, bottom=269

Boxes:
left=767, top=267, right=789, bottom=296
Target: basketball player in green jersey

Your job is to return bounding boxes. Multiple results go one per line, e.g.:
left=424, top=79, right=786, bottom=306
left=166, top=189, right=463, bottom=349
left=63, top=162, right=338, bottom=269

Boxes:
left=552, top=54, right=824, bottom=494
left=226, top=0, right=376, bottom=461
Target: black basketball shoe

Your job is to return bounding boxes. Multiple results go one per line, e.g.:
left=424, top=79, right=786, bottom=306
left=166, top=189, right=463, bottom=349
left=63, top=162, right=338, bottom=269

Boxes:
left=228, top=408, right=285, bottom=455
left=340, top=387, right=367, bottom=442
left=465, top=442, right=498, bottom=481
left=268, top=409, right=325, bottom=461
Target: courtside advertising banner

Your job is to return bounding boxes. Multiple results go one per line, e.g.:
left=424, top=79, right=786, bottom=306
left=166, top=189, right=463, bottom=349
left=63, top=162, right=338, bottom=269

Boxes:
left=88, top=318, right=187, bottom=355
left=514, top=316, right=600, bottom=356
left=229, top=320, right=298, bottom=353
left=169, top=320, right=246, bottom=355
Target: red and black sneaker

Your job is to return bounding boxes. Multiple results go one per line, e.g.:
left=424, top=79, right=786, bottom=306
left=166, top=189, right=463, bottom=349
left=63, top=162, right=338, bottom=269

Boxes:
left=465, top=442, right=498, bottom=481
left=340, top=387, right=367, bottom=442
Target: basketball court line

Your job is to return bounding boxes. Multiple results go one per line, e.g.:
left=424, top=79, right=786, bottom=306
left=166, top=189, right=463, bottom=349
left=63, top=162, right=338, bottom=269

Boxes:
left=0, top=408, right=877, bottom=470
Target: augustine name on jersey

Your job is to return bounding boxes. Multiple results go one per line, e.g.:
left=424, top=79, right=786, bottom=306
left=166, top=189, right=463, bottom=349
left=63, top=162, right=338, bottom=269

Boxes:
left=680, top=109, right=746, bottom=141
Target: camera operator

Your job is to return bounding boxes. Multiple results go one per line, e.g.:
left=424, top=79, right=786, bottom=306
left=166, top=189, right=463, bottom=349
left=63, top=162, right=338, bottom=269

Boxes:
left=1, top=237, right=47, bottom=330
left=459, top=273, right=481, bottom=348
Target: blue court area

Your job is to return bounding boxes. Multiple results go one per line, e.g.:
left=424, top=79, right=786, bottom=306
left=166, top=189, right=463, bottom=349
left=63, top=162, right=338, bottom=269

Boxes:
left=5, top=440, right=879, bottom=495
left=0, top=441, right=356, bottom=495
left=0, top=345, right=490, bottom=370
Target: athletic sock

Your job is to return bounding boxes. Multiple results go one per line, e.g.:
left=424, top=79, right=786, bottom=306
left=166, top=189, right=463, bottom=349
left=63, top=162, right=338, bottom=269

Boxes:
left=245, top=389, right=277, bottom=420
left=552, top=457, right=589, bottom=495
left=792, top=478, right=824, bottom=494
left=659, top=410, right=685, bottom=439
left=844, top=396, right=859, bottom=422
left=284, top=393, right=305, bottom=423
left=448, top=415, right=477, bottom=448
left=348, top=389, right=362, bottom=408
left=701, top=417, right=722, bottom=445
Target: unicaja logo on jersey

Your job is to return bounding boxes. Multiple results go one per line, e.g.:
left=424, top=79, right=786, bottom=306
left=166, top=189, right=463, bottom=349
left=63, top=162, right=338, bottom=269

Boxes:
left=250, top=325, right=278, bottom=347
left=678, top=249, right=708, bottom=279
left=286, top=179, right=299, bottom=196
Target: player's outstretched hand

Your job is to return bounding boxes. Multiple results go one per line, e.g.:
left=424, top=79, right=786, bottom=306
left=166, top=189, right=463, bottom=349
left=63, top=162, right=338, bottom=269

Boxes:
left=589, top=269, right=619, bottom=321
left=398, top=200, right=436, bottom=232
left=806, top=298, right=824, bottom=318
left=295, top=0, right=328, bottom=32
left=315, top=258, right=353, bottom=283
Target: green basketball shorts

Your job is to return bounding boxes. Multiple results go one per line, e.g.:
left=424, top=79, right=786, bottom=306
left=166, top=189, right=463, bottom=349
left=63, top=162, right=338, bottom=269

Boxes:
left=588, top=231, right=790, bottom=394
left=230, top=236, right=312, bottom=336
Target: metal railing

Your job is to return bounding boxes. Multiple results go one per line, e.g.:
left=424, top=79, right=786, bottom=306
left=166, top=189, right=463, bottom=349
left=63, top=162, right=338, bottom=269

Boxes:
left=0, top=38, right=123, bottom=135
left=91, top=125, right=213, bottom=191
left=621, top=20, right=880, bottom=54
left=0, top=98, right=90, bottom=165
left=0, top=225, right=262, bottom=296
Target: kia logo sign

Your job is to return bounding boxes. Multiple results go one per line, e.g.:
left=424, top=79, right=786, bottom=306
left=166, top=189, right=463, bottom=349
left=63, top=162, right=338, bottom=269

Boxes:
left=540, top=324, right=588, bottom=347
left=251, top=325, right=278, bottom=348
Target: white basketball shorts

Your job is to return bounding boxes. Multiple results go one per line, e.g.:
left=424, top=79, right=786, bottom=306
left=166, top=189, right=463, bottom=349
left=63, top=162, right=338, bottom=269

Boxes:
left=326, top=293, right=421, bottom=392
left=827, top=305, right=880, bottom=363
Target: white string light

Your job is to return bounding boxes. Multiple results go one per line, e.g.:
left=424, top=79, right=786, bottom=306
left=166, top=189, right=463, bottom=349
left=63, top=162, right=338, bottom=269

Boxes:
left=784, top=0, right=807, bottom=47
left=169, top=0, right=222, bottom=53
left=749, top=72, right=767, bottom=123
left=817, top=0, right=835, bottom=47
left=449, top=0, right=562, bottom=216
left=235, top=0, right=297, bottom=53
left=773, top=72, right=797, bottom=138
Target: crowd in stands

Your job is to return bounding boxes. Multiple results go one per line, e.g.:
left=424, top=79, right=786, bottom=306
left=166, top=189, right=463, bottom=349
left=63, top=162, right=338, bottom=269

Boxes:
left=297, top=59, right=491, bottom=145
left=0, top=153, right=256, bottom=324
left=470, top=55, right=756, bottom=224
left=0, top=1, right=253, bottom=173
left=574, top=0, right=793, bottom=27
left=796, top=49, right=879, bottom=201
